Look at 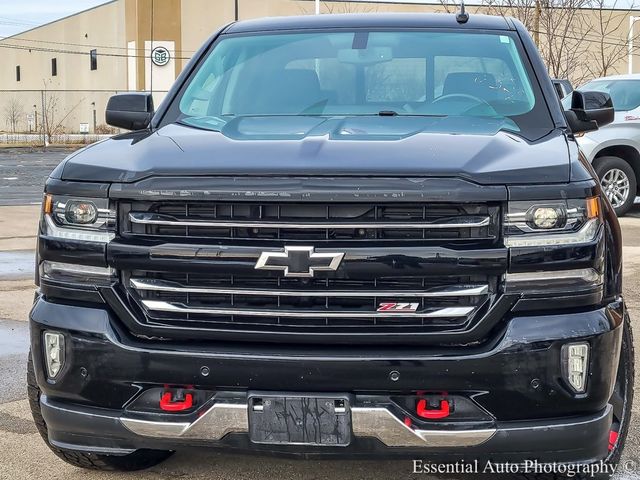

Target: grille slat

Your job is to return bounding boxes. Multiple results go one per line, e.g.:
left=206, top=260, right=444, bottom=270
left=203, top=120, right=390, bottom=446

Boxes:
left=129, top=212, right=491, bottom=230
left=140, top=300, right=475, bottom=319
left=130, top=278, right=489, bottom=298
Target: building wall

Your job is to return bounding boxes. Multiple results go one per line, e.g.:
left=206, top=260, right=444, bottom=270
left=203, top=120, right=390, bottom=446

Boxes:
left=1, top=0, right=640, bottom=134
left=0, top=0, right=127, bottom=134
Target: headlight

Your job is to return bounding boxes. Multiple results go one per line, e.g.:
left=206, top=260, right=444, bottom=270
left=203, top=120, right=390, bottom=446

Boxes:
left=64, top=200, right=99, bottom=224
left=503, top=196, right=604, bottom=298
left=43, top=194, right=115, bottom=243
left=504, top=196, right=601, bottom=247
left=40, top=194, right=116, bottom=286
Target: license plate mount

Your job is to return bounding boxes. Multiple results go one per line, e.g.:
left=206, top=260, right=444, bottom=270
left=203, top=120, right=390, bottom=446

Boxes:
left=247, top=393, right=351, bottom=446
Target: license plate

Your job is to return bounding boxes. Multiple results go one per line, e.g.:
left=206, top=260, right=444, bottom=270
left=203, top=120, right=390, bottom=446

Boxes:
left=248, top=394, right=351, bottom=446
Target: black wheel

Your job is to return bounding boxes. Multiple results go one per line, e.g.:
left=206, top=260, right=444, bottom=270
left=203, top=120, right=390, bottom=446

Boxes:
left=594, top=156, right=637, bottom=216
left=27, top=352, right=173, bottom=471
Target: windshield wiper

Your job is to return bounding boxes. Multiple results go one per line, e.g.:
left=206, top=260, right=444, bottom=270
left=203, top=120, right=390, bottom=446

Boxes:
left=378, top=110, right=398, bottom=116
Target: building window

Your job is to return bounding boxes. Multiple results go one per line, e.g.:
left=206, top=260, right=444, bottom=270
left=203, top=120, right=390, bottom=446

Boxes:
left=90, top=49, right=97, bottom=70
left=16, top=65, right=20, bottom=82
left=51, top=58, right=57, bottom=76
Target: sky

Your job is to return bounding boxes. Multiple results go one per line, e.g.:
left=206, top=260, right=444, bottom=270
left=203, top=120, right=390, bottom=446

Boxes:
left=0, top=0, right=110, bottom=38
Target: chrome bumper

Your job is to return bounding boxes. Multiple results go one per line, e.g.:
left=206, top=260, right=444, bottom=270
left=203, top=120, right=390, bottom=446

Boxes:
left=121, top=402, right=496, bottom=448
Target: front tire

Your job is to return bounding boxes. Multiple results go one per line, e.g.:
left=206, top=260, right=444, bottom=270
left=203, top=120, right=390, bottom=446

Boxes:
left=594, top=156, right=637, bottom=216
left=27, top=352, right=173, bottom=471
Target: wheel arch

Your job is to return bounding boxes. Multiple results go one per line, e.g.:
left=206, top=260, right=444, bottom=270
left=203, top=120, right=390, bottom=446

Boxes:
left=593, top=145, right=640, bottom=195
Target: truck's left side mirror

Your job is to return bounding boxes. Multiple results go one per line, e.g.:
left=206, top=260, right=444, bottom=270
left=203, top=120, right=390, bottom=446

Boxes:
left=106, top=92, right=154, bottom=131
left=564, top=90, right=614, bottom=135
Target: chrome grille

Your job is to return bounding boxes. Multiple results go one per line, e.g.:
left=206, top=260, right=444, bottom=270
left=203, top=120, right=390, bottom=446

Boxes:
left=124, top=272, right=493, bottom=334
left=124, top=201, right=499, bottom=242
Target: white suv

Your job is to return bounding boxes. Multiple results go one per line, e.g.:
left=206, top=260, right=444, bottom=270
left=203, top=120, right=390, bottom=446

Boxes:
left=565, top=74, right=640, bottom=216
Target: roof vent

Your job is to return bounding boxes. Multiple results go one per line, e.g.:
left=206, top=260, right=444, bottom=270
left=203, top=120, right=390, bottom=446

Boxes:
left=456, top=0, right=469, bottom=24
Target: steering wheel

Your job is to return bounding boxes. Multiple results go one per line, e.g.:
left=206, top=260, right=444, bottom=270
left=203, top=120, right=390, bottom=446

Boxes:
left=431, top=93, right=497, bottom=116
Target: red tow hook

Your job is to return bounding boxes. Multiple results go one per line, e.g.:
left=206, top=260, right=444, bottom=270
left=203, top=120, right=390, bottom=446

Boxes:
left=609, top=430, right=619, bottom=452
left=160, top=389, right=194, bottom=412
left=416, top=397, right=451, bottom=420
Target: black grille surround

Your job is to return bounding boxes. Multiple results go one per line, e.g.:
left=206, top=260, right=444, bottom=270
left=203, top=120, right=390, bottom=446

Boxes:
left=109, top=198, right=509, bottom=345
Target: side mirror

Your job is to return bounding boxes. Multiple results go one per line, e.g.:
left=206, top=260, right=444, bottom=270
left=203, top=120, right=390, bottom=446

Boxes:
left=106, top=93, right=154, bottom=130
left=564, top=90, right=614, bottom=134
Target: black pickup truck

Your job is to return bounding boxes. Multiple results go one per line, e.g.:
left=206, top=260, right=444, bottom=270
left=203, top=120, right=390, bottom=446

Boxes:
left=28, top=12, right=634, bottom=478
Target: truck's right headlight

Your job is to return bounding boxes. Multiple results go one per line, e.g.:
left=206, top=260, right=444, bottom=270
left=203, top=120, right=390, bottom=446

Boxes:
left=40, top=194, right=116, bottom=286
left=42, top=194, right=115, bottom=243
left=503, top=196, right=604, bottom=296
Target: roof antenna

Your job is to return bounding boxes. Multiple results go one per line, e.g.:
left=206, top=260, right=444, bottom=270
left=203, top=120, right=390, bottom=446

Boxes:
left=456, top=0, right=469, bottom=24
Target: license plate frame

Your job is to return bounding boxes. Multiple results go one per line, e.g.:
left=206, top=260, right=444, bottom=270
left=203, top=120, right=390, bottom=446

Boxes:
left=247, top=393, right=352, bottom=446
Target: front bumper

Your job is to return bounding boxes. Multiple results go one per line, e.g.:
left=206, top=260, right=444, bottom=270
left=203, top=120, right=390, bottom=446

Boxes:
left=30, top=296, right=624, bottom=462
left=40, top=394, right=613, bottom=463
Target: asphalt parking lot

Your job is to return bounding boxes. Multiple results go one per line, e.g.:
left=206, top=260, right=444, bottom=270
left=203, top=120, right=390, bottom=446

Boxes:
left=0, top=148, right=640, bottom=479
left=0, top=148, right=75, bottom=206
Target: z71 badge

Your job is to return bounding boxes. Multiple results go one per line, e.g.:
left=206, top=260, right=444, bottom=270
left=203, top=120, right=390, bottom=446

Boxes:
left=377, top=302, right=420, bottom=312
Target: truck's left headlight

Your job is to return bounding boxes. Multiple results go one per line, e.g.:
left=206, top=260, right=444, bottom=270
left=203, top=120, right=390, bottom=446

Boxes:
left=42, top=194, right=115, bottom=243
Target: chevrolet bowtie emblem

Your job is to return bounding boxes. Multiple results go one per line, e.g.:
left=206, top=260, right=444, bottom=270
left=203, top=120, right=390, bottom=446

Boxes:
left=255, top=246, right=344, bottom=278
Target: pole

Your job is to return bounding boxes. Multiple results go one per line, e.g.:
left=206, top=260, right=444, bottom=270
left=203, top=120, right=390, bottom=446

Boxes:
left=315, top=0, right=320, bottom=14
left=235, top=0, right=239, bottom=21
left=150, top=0, right=154, bottom=95
left=629, top=16, right=636, bottom=75
left=41, top=90, right=47, bottom=147
left=533, top=0, right=541, bottom=46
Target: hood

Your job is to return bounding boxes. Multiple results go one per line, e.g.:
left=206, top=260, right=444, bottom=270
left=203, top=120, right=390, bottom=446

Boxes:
left=59, top=117, right=569, bottom=184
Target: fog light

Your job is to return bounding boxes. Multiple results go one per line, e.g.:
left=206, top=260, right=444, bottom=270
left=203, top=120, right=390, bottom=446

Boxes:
left=562, top=342, right=589, bottom=393
left=43, top=332, right=65, bottom=379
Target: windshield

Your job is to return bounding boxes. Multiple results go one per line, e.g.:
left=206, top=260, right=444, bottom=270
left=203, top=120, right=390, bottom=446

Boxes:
left=170, top=30, right=553, bottom=139
left=577, top=79, right=640, bottom=111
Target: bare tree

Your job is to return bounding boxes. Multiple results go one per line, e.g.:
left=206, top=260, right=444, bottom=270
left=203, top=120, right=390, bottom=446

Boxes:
left=480, top=0, right=593, bottom=84
left=584, top=0, right=640, bottom=78
left=39, top=86, right=84, bottom=145
left=3, top=98, right=24, bottom=133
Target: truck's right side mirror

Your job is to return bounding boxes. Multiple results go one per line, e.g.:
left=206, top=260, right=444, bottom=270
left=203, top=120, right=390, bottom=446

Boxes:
left=106, top=92, right=154, bottom=131
left=564, top=90, right=614, bottom=135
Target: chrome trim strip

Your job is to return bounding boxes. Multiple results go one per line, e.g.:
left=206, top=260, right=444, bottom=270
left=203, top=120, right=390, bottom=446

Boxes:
left=504, top=218, right=600, bottom=247
left=129, top=212, right=491, bottom=230
left=44, top=215, right=115, bottom=243
left=121, top=403, right=248, bottom=439
left=120, top=403, right=495, bottom=447
left=131, top=278, right=489, bottom=298
left=504, top=268, right=601, bottom=284
left=140, top=300, right=475, bottom=318
left=351, top=407, right=495, bottom=447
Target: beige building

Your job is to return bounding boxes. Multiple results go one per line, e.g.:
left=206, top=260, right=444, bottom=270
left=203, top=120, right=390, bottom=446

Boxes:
left=1, top=0, right=639, bottom=133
